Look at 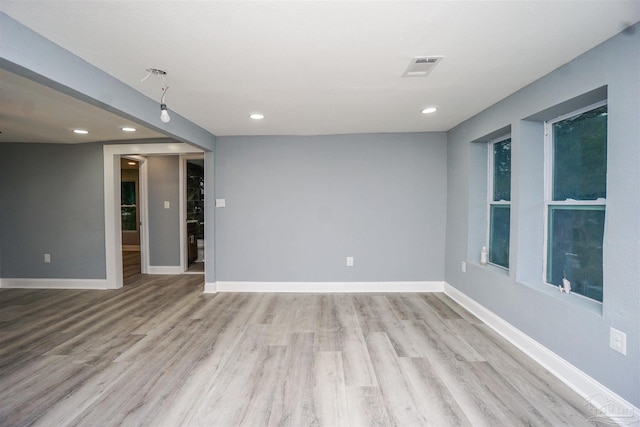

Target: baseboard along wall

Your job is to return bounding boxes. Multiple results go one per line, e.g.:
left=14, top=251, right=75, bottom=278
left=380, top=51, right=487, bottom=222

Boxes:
left=0, top=277, right=111, bottom=290
left=146, top=266, right=182, bottom=275
left=442, top=282, right=639, bottom=425
left=205, top=281, right=444, bottom=294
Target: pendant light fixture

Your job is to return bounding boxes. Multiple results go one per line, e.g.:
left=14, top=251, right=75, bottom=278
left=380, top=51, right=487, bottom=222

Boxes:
left=160, top=102, right=170, bottom=123
left=142, top=68, right=171, bottom=123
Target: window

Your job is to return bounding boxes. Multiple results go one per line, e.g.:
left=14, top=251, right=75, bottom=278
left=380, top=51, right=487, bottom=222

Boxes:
left=488, top=136, right=511, bottom=269
left=121, top=181, right=137, bottom=231
left=545, top=102, right=607, bottom=302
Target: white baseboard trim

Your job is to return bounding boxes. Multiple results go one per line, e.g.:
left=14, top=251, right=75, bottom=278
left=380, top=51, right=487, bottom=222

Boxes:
left=443, top=282, right=639, bottom=425
left=204, top=282, right=217, bottom=293
left=212, top=281, right=444, bottom=293
left=147, top=266, right=182, bottom=275
left=0, top=277, right=110, bottom=290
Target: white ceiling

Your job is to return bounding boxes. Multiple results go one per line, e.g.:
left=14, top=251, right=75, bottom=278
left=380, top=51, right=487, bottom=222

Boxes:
left=1, top=1, right=639, bottom=140
left=0, top=69, right=166, bottom=143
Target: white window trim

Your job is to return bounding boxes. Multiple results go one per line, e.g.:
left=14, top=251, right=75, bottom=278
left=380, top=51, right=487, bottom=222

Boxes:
left=487, top=134, right=511, bottom=270
left=542, top=100, right=607, bottom=295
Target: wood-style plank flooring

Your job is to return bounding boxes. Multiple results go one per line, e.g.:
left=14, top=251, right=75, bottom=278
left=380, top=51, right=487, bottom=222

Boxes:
left=0, top=276, right=608, bottom=426
left=122, top=250, right=141, bottom=282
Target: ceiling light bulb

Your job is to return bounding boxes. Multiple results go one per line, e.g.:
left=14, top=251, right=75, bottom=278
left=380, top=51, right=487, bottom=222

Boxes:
left=73, top=129, right=89, bottom=134
left=421, top=107, right=438, bottom=114
left=121, top=127, right=137, bottom=132
left=127, top=161, right=136, bottom=166
left=160, top=104, right=170, bottom=123
left=249, top=113, right=264, bottom=120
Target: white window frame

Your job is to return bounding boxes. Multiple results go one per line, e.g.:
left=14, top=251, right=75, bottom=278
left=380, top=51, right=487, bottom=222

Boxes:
left=487, top=134, right=511, bottom=270
left=542, top=100, right=607, bottom=298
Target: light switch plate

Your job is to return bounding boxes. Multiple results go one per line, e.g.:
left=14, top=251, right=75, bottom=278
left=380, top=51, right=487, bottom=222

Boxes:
left=215, top=199, right=226, bottom=208
left=164, top=201, right=170, bottom=209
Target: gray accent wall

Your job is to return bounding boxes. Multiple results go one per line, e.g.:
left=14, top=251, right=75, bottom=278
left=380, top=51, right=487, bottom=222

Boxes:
left=0, top=142, right=106, bottom=279
left=215, top=133, right=447, bottom=282
left=147, top=155, right=181, bottom=267
left=445, top=25, right=640, bottom=406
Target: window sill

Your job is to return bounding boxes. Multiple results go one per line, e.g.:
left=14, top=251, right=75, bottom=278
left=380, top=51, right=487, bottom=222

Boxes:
left=467, top=262, right=602, bottom=315
left=469, top=261, right=509, bottom=277
left=520, top=280, right=603, bottom=316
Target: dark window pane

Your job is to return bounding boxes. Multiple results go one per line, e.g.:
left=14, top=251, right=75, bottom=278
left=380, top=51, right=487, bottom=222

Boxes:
left=553, top=105, right=607, bottom=201
left=547, top=206, right=605, bottom=302
left=493, top=139, right=511, bottom=201
left=121, top=206, right=137, bottom=231
left=489, top=205, right=510, bottom=268
left=121, top=181, right=136, bottom=205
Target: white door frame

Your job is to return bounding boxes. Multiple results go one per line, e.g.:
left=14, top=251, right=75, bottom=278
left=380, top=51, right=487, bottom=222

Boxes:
left=103, top=143, right=204, bottom=289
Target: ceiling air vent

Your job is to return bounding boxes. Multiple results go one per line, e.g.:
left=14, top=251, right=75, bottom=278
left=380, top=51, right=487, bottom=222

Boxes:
left=402, top=56, right=443, bottom=77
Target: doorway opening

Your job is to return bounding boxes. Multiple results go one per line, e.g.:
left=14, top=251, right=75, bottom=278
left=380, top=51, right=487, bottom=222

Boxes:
left=120, top=157, right=142, bottom=282
left=185, top=157, right=205, bottom=274
left=104, top=143, right=204, bottom=290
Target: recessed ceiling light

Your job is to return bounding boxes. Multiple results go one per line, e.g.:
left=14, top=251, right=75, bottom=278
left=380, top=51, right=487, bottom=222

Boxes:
left=249, top=113, right=264, bottom=120
left=127, top=161, right=136, bottom=166
left=73, top=129, right=89, bottom=134
left=421, top=107, right=438, bottom=114
left=121, top=127, right=137, bottom=132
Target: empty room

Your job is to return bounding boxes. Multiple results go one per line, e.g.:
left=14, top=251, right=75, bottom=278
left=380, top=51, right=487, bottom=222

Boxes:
left=0, top=1, right=639, bottom=426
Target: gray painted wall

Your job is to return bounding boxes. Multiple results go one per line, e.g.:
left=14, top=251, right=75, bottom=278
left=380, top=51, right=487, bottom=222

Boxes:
left=147, top=155, right=180, bottom=267
left=215, top=133, right=447, bottom=282
left=0, top=142, right=106, bottom=279
left=445, top=25, right=640, bottom=406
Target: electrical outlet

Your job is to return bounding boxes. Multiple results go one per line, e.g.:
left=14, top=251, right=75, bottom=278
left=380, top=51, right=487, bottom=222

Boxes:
left=609, top=327, right=627, bottom=355
left=346, top=257, right=354, bottom=267
left=461, top=261, right=466, bottom=273
left=44, top=253, right=51, bottom=263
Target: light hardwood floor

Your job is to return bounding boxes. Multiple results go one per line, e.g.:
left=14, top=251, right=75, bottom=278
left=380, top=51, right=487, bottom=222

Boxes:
left=0, top=276, right=609, bottom=426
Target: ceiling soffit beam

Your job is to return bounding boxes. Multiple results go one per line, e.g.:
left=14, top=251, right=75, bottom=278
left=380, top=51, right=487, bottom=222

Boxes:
left=0, top=12, right=216, bottom=151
